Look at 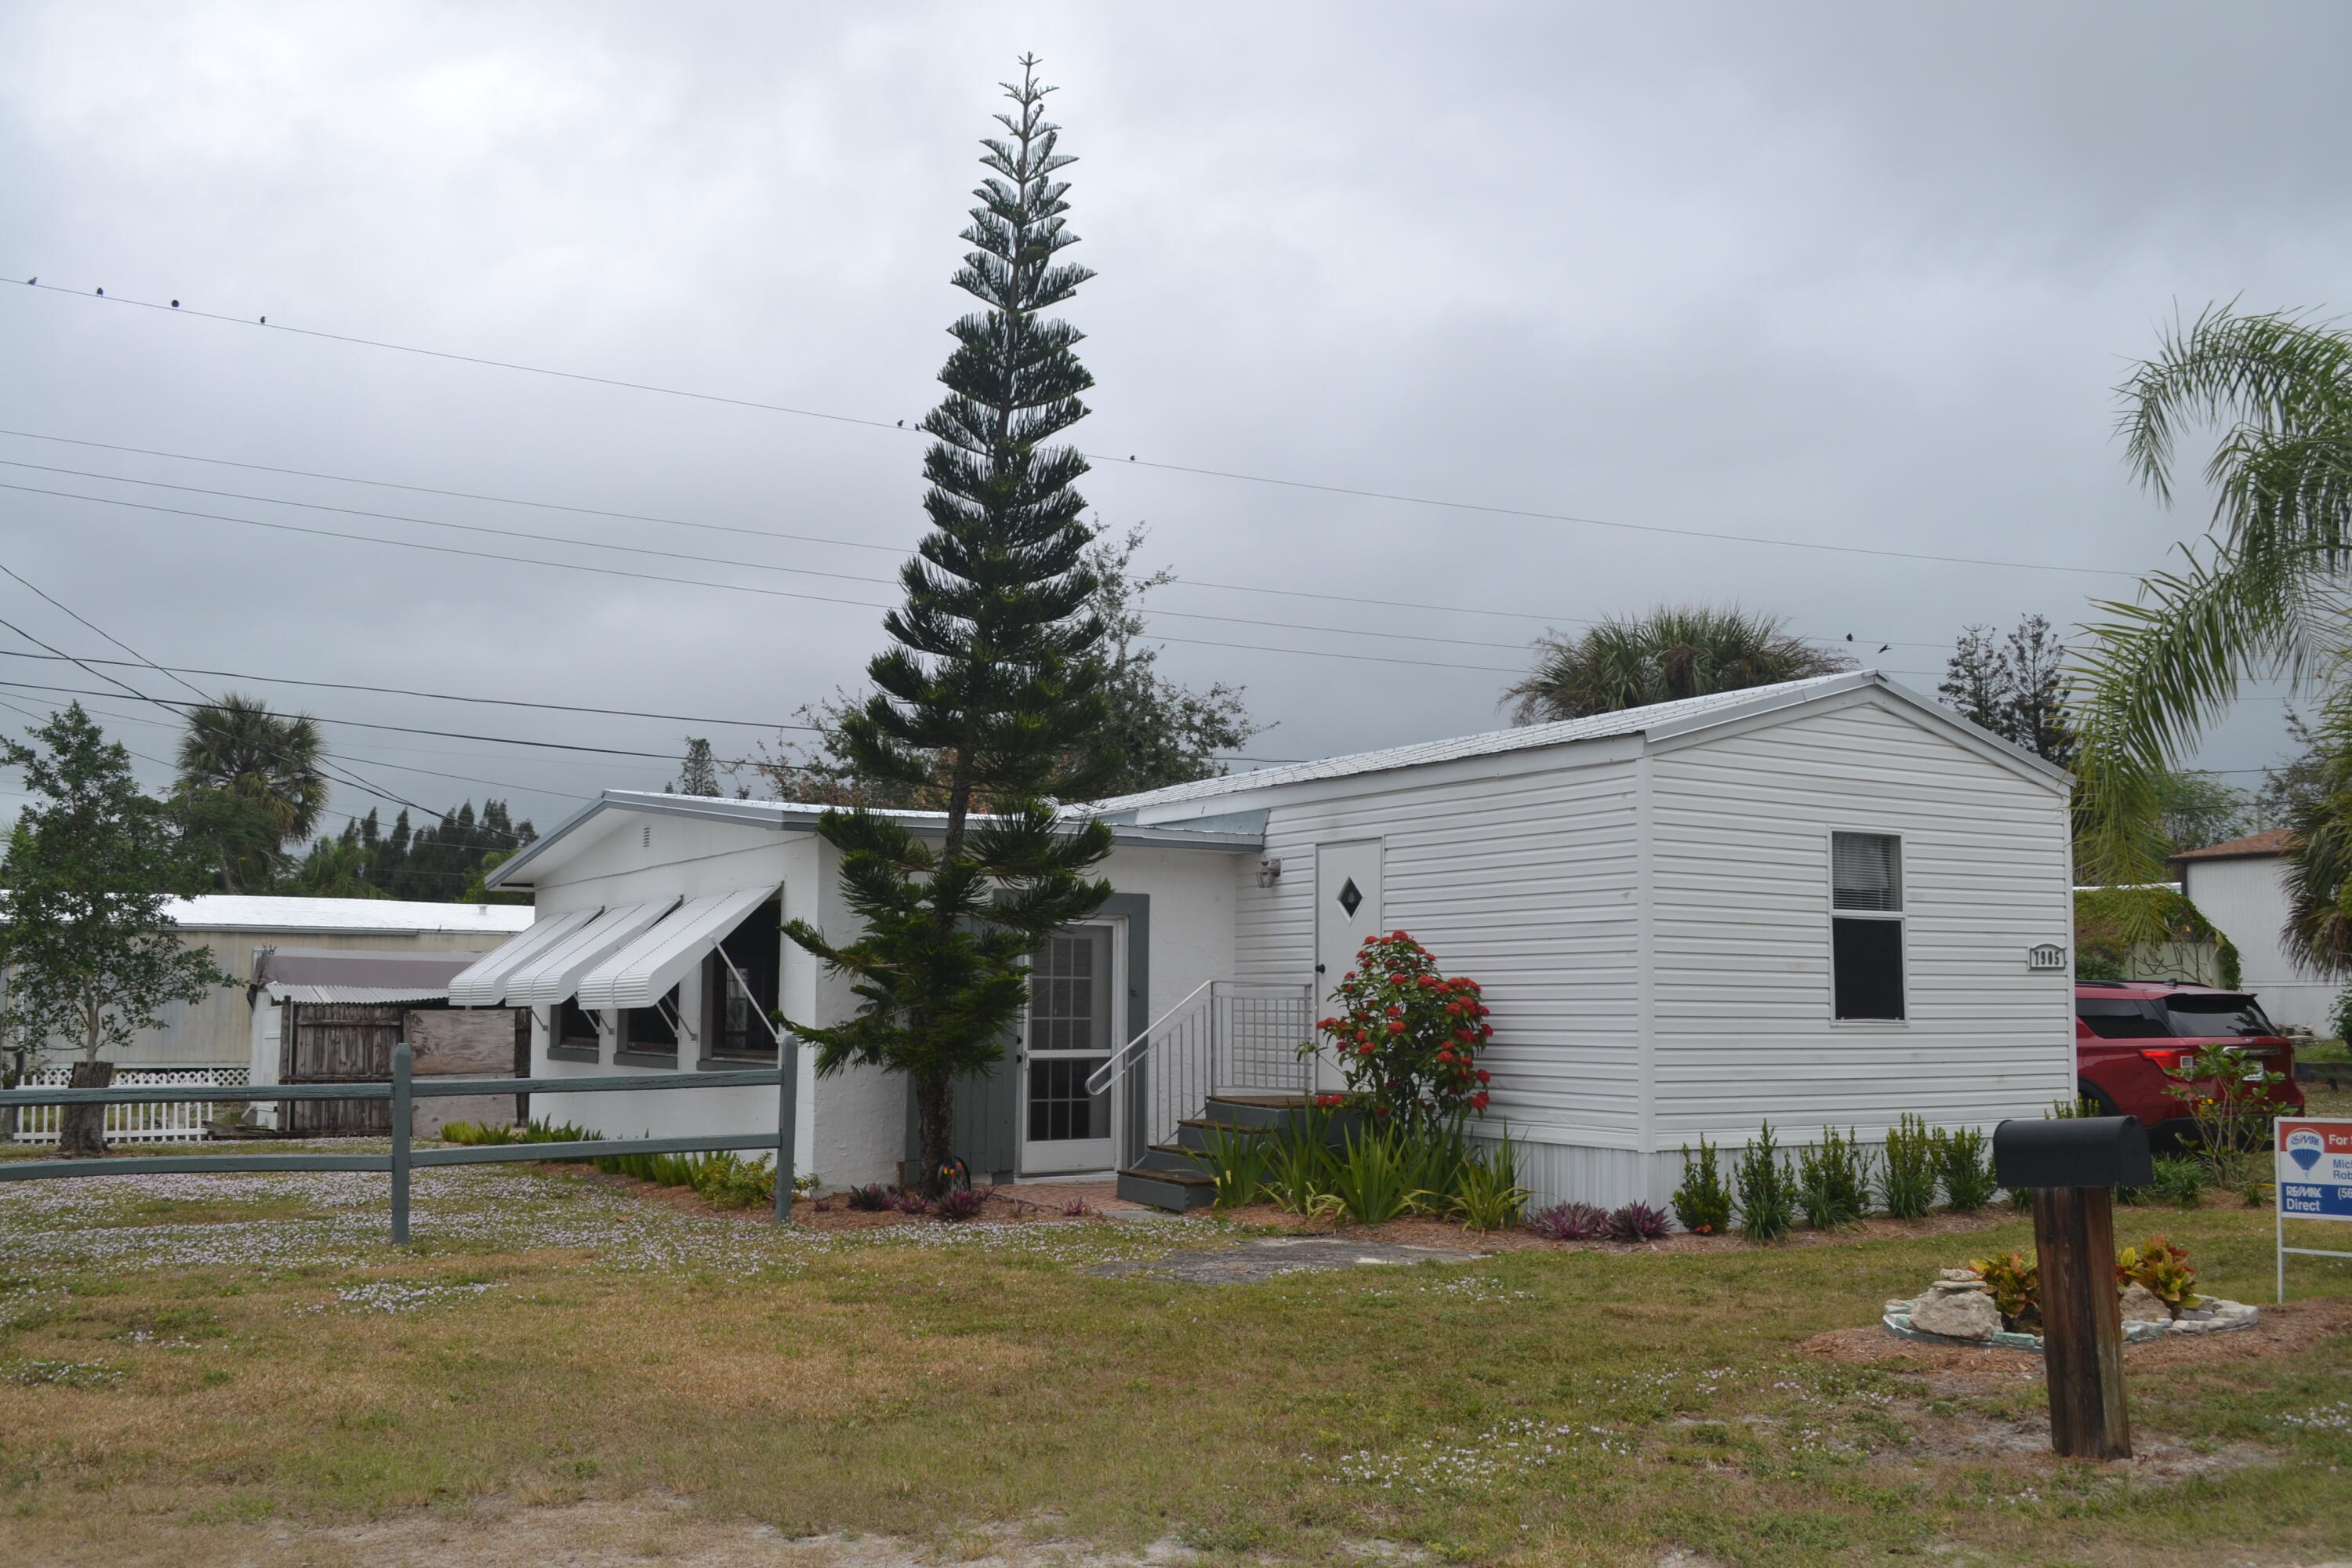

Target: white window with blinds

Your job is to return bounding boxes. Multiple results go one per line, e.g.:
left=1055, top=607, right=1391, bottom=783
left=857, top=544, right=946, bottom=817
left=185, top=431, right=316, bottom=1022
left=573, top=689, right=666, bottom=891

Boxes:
left=1830, top=831, right=1904, bottom=1021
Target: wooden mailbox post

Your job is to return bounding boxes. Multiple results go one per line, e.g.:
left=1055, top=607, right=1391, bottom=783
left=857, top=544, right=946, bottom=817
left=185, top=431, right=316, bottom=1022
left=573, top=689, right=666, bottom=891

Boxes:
left=1991, top=1116, right=2154, bottom=1461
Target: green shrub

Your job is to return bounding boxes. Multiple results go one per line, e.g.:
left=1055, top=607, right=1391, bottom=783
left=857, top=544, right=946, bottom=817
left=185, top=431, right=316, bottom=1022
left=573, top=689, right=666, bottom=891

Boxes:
left=1397, top=1117, right=1472, bottom=1213
left=1795, top=1126, right=1874, bottom=1230
left=1933, top=1125, right=1998, bottom=1212
left=686, top=1151, right=775, bottom=1210
left=1199, top=1124, right=1273, bottom=1210
left=1670, top=1136, right=1733, bottom=1236
left=2150, top=1154, right=2207, bottom=1209
left=1880, top=1113, right=1937, bottom=1221
left=1260, top=1101, right=1335, bottom=1213
left=1450, top=1134, right=1531, bottom=1231
left=1314, top=1127, right=1417, bottom=1225
left=1733, top=1122, right=1795, bottom=1243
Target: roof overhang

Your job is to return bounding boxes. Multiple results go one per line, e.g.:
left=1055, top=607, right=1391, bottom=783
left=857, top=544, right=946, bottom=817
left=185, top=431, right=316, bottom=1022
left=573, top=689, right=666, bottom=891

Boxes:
left=487, top=790, right=1262, bottom=890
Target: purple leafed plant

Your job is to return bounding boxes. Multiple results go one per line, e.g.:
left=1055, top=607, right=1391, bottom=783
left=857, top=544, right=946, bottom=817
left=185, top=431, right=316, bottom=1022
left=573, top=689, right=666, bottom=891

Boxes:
left=930, top=1188, right=989, bottom=1222
left=1061, top=1196, right=1092, bottom=1218
left=845, top=1184, right=896, bottom=1212
left=894, top=1192, right=933, bottom=1215
left=1606, top=1201, right=1673, bottom=1242
left=1530, top=1201, right=1611, bottom=1242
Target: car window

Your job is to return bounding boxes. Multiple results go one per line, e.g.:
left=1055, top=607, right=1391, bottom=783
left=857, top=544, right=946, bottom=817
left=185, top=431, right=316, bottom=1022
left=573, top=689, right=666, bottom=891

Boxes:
left=2074, top=997, right=2172, bottom=1039
left=2161, top=994, right=2278, bottom=1037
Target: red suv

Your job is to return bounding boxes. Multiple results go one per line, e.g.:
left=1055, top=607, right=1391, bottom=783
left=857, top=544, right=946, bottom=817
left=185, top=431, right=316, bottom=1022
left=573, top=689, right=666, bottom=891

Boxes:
left=2073, top=979, right=2306, bottom=1144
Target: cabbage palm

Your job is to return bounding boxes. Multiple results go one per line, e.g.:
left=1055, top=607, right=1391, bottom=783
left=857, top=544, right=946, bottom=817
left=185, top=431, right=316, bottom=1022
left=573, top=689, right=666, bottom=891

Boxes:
left=173, top=694, right=328, bottom=891
left=2072, top=307, right=2352, bottom=903
left=1505, top=604, right=1852, bottom=724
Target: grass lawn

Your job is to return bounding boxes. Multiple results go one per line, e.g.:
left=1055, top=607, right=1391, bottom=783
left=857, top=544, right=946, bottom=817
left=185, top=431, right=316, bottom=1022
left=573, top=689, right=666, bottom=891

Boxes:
left=0, top=1139, right=2349, bottom=1568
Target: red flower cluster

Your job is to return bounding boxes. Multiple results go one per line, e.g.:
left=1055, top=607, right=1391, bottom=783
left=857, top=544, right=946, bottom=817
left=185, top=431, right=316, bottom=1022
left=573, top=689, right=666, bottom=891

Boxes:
left=1312, top=931, right=1496, bottom=1125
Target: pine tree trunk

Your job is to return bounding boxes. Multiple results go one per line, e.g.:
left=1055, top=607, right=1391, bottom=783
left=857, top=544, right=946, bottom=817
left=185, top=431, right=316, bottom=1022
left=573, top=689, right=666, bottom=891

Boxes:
left=914, top=1073, right=956, bottom=1196
left=58, top=1058, right=113, bottom=1159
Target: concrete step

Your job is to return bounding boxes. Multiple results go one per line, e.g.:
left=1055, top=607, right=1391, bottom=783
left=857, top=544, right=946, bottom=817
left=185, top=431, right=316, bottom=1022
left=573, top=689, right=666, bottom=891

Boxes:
left=1116, top=1166, right=1218, bottom=1211
left=1137, top=1142, right=1208, bottom=1176
left=1200, top=1094, right=1310, bottom=1131
left=1174, top=1117, right=1276, bottom=1152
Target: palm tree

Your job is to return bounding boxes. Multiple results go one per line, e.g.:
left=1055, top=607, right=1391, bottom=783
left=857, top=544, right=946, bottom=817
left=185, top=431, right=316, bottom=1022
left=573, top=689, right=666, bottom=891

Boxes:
left=1504, top=604, right=1854, bottom=724
left=173, top=695, right=328, bottom=891
left=2072, top=307, right=2352, bottom=905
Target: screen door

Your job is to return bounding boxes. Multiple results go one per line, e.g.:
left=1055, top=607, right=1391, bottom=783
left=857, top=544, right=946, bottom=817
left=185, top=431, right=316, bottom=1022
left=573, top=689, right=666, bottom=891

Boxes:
left=1019, top=924, right=1116, bottom=1174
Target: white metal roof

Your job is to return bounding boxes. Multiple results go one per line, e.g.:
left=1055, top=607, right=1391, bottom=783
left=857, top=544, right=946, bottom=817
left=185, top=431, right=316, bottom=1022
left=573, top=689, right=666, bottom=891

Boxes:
left=486, top=789, right=1263, bottom=889
left=446, top=908, right=602, bottom=1007
left=163, top=895, right=536, bottom=936
left=503, top=899, right=679, bottom=1009
left=260, top=983, right=456, bottom=1006
left=1081, top=670, right=2065, bottom=815
left=577, top=885, right=777, bottom=1012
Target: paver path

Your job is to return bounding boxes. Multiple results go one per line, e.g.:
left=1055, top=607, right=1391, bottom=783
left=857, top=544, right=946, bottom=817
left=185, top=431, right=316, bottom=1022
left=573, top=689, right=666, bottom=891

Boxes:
left=1089, top=1234, right=1485, bottom=1283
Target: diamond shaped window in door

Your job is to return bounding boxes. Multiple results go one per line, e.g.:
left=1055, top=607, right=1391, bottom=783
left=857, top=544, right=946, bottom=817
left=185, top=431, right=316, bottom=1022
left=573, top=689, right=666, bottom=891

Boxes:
left=1336, top=877, right=1363, bottom=917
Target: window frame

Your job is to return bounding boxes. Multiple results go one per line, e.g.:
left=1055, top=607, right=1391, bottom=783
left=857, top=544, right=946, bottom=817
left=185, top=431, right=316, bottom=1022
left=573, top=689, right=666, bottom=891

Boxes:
left=614, top=985, right=682, bottom=1067
left=700, top=898, right=784, bottom=1066
left=1827, top=829, right=1907, bottom=1025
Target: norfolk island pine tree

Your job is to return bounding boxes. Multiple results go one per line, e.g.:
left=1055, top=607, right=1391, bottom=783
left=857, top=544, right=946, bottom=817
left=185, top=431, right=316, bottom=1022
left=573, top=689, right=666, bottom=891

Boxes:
left=782, top=57, right=1120, bottom=1194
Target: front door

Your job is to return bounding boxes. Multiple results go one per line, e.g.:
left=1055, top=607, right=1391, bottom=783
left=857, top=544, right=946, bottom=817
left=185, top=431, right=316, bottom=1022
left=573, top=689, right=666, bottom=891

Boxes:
left=1019, top=924, right=1118, bottom=1174
left=1313, top=840, right=1385, bottom=1091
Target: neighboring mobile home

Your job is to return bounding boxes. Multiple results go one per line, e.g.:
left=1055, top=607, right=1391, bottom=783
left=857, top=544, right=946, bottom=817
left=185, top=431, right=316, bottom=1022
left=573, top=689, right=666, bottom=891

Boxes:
left=2169, top=830, right=2335, bottom=1034
left=452, top=671, right=2077, bottom=1209
left=113, top=896, right=534, bottom=1070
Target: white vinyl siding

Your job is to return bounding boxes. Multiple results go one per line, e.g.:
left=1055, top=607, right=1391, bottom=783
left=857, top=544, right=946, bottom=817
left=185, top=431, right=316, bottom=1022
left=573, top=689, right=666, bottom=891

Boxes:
left=1234, top=750, right=1644, bottom=1142
left=1647, top=699, right=2074, bottom=1143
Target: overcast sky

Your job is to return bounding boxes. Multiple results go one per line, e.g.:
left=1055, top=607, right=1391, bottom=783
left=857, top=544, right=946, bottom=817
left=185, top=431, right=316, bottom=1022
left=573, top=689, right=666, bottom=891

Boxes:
left=2, top=2, right=2346, bottom=844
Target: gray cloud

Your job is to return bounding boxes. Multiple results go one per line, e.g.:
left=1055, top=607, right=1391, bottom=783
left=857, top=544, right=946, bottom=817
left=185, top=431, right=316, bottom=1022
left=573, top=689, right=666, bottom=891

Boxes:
left=2, top=1, right=2342, bottom=833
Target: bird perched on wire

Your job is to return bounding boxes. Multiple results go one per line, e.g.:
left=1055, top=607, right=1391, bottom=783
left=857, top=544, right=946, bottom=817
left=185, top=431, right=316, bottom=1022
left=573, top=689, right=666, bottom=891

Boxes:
left=24, top=277, right=34, bottom=285
left=170, top=299, right=180, bottom=308
left=94, top=286, right=103, bottom=296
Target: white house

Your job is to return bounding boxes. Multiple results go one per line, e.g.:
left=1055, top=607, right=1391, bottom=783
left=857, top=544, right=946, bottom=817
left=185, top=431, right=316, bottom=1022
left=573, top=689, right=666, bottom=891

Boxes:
left=452, top=670, right=2078, bottom=1209
left=2169, top=830, right=2336, bottom=1034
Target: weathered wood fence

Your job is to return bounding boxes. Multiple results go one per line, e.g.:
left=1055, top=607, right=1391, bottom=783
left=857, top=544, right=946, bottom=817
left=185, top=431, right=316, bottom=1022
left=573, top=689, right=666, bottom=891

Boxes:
left=0, top=1043, right=800, bottom=1240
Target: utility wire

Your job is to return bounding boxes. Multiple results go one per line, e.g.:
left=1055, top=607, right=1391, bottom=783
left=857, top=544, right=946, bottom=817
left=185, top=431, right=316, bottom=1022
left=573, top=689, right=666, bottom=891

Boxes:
left=0, top=427, right=1960, bottom=651
left=6, top=278, right=2140, bottom=580
left=0, top=481, right=1526, bottom=675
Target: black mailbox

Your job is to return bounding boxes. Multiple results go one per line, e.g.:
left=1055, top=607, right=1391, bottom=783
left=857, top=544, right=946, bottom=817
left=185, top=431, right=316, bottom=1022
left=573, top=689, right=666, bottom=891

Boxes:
left=1993, top=1116, right=2153, bottom=1189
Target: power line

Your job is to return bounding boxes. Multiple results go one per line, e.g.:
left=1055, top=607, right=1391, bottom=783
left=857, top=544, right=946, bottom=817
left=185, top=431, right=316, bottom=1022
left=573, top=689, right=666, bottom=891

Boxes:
left=0, top=426, right=1961, bottom=651
left=0, top=481, right=1529, bottom=675
left=8, top=278, right=2140, bottom=580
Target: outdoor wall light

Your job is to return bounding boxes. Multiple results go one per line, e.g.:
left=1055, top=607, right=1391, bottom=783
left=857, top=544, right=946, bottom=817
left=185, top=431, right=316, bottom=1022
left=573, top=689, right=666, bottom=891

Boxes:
left=1255, top=857, right=1283, bottom=888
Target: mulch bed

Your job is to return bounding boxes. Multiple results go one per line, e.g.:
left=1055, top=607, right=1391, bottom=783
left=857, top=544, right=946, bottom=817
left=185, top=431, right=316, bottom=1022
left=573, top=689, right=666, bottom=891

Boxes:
left=1798, top=1293, right=2352, bottom=1391
left=553, top=1166, right=1147, bottom=1230
left=1213, top=1200, right=2015, bottom=1254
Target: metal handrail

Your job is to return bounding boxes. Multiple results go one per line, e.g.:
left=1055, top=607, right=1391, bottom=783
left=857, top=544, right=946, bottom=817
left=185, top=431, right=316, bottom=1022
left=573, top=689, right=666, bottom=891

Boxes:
left=1085, top=978, right=1214, bottom=1100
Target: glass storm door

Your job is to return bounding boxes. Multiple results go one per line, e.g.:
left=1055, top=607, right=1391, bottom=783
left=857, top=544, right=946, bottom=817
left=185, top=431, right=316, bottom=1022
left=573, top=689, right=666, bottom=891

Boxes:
left=1019, top=925, right=1116, bottom=1174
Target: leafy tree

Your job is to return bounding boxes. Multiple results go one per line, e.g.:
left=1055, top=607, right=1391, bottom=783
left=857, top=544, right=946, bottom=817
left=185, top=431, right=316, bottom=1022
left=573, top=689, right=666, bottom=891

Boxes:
left=172, top=694, right=328, bottom=891
left=2072, top=305, right=2352, bottom=888
left=2154, top=769, right=2258, bottom=853
left=747, top=525, right=1259, bottom=803
left=287, top=800, right=535, bottom=903
left=1935, top=615, right=2075, bottom=766
left=670, top=738, right=720, bottom=797
left=782, top=56, right=1116, bottom=1193
left=1504, top=604, right=1853, bottom=723
left=0, top=705, right=231, bottom=1156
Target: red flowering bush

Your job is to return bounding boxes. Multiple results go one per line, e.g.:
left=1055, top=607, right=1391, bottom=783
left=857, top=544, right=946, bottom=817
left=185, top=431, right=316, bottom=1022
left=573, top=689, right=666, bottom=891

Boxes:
left=1311, top=931, right=1494, bottom=1127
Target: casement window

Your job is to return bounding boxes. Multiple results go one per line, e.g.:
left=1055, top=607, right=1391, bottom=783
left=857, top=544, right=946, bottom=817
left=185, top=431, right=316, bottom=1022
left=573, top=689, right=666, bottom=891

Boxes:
left=703, top=899, right=782, bottom=1061
left=1830, top=832, right=1904, bottom=1021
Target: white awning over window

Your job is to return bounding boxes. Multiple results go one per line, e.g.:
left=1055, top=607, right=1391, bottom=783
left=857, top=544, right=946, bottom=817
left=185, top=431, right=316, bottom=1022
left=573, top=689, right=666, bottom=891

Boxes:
left=445, top=908, right=601, bottom=1007
left=505, top=899, right=681, bottom=1010
left=575, top=886, right=779, bottom=1013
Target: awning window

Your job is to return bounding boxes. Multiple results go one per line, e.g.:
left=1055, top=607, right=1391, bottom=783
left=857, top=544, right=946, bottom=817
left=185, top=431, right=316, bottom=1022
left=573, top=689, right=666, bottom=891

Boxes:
left=576, top=887, right=780, bottom=1013
left=446, top=908, right=601, bottom=1007
left=505, top=899, right=681, bottom=1009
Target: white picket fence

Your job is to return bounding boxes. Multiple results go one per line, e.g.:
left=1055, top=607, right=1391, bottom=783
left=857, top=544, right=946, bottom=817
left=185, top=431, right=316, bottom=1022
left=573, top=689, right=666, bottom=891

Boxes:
left=5, top=1065, right=251, bottom=1144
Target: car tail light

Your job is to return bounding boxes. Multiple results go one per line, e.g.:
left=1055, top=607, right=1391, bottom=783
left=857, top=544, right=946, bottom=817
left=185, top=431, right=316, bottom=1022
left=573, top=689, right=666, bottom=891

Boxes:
left=2138, top=1048, right=2190, bottom=1070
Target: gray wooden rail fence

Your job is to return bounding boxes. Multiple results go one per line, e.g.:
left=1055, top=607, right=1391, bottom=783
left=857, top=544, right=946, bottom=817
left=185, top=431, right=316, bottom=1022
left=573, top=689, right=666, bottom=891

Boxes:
left=0, top=1042, right=800, bottom=1241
